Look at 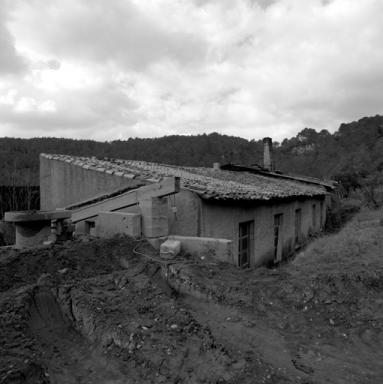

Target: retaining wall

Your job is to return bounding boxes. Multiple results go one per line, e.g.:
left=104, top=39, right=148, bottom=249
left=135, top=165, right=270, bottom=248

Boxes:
left=40, top=155, right=141, bottom=210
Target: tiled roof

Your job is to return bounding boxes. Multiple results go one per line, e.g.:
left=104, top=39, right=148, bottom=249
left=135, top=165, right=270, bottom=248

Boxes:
left=220, top=164, right=336, bottom=190
left=41, top=154, right=327, bottom=201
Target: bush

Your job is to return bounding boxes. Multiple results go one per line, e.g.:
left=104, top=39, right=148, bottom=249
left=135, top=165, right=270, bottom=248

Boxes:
left=325, top=197, right=361, bottom=233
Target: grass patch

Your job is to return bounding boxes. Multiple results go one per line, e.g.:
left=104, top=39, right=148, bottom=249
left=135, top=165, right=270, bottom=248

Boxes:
left=292, top=207, right=383, bottom=274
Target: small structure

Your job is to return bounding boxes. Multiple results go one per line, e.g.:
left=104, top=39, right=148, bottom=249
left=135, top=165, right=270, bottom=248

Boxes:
left=4, top=210, right=72, bottom=249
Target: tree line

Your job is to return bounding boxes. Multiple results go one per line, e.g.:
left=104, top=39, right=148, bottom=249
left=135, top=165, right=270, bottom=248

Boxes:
left=1, top=114, right=383, bottom=206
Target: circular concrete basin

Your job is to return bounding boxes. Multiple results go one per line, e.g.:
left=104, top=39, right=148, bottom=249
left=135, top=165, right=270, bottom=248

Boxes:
left=4, top=210, right=71, bottom=222
left=4, top=210, right=72, bottom=248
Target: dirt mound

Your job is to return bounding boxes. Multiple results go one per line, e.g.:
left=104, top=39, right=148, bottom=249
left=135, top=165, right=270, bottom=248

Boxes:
left=0, top=236, right=138, bottom=292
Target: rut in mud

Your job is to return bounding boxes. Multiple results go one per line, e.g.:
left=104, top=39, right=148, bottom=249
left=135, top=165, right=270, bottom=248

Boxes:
left=28, top=287, right=128, bottom=384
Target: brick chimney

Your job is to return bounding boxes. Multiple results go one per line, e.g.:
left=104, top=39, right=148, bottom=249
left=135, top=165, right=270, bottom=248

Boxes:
left=263, top=137, right=273, bottom=171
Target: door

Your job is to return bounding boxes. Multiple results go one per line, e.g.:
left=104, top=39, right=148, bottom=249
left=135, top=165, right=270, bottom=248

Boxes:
left=238, top=221, right=253, bottom=268
left=295, top=208, right=302, bottom=246
left=274, top=213, right=283, bottom=262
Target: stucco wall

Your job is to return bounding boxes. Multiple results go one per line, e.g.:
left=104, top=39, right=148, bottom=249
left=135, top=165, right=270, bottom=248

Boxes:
left=40, top=156, right=140, bottom=210
left=200, top=196, right=327, bottom=267
left=167, top=189, right=201, bottom=237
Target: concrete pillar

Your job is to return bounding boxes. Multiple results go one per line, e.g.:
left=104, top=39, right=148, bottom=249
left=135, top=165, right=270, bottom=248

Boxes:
left=139, top=197, right=168, bottom=238
left=15, top=222, right=52, bottom=249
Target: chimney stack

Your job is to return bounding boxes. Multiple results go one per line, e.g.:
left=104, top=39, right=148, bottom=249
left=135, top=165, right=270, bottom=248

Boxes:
left=263, top=137, right=273, bottom=171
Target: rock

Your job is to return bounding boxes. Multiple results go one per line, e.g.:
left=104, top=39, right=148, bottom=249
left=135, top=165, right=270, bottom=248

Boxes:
left=37, top=273, right=55, bottom=287
left=232, top=359, right=246, bottom=370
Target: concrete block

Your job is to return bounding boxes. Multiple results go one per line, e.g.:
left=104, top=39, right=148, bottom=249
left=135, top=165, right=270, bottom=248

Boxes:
left=139, top=197, right=168, bottom=238
left=168, top=235, right=233, bottom=264
left=96, top=211, right=141, bottom=239
left=75, top=220, right=95, bottom=235
left=146, top=236, right=167, bottom=250
left=160, top=239, right=181, bottom=260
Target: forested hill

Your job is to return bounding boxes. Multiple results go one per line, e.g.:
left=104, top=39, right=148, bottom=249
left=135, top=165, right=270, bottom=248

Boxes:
left=1, top=115, right=383, bottom=189
left=0, top=134, right=264, bottom=185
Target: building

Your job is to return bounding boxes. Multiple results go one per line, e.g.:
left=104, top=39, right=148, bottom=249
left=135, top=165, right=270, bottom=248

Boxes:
left=40, top=139, right=334, bottom=267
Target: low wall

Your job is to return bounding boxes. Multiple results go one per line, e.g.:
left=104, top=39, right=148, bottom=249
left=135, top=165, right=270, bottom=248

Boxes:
left=168, top=235, right=233, bottom=264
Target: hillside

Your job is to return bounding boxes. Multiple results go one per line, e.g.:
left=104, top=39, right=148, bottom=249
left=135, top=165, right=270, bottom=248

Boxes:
left=1, top=115, right=383, bottom=196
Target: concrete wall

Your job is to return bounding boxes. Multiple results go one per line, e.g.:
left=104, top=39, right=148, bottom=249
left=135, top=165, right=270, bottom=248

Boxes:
left=96, top=211, right=141, bottom=239
left=168, top=235, right=233, bottom=263
left=40, top=156, right=141, bottom=210
left=167, top=189, right=201, bottom=237
left=200, top=196, right=327, bottom=267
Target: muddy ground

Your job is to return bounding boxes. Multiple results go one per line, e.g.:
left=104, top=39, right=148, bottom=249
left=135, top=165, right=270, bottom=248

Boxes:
left=1, top=212, right=383, bottom=384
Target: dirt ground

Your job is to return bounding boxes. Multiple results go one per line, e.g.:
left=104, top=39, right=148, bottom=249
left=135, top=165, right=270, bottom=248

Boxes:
left=1, top=211, right=383, bottom=384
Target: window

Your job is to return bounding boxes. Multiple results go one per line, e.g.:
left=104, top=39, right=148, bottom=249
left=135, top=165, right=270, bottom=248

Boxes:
left=274, top=214, right=283, bottom=262
left=238, top=221, right=254, bottom=268
left=85, top=220, right=95, bottom=234
left=312, top=204, right=316, bottom=228
left=295, top=208, right=302, bottom=244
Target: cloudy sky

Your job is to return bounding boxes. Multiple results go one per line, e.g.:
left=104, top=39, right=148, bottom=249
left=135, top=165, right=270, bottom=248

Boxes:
left=0, top=0, right=382, bottom=141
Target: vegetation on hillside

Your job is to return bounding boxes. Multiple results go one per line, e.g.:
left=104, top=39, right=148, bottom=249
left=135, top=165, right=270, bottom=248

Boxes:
left=1, top=115, right=383, bottom=206
left=294, top=207, right=383, bottom=273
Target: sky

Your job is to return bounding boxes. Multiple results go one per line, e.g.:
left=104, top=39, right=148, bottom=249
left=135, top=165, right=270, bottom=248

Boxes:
left=0, top=0, right=382, bottom=142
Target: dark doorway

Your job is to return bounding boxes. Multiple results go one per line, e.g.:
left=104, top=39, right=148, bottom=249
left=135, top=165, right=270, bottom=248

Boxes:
left=312, top=204, right=317, bottom=229
left=295, top=208, right=302, bottom=246
left=274, top=213, right=283, bottom=262
left=238, top=220, right=254, bottom=268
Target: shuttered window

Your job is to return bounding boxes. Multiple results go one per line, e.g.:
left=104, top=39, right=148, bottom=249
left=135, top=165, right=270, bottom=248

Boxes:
left=238, top=221, right=254, bottom=268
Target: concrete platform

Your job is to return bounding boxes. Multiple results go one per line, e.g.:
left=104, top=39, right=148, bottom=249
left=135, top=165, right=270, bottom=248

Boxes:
left=4, top=210, right=72, bottom=249
left=4, top=210, right=71, bottom=222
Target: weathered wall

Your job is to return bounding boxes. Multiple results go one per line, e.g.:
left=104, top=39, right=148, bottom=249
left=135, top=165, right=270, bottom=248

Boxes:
left=40, top=156, right=140, bottom=210
left=167, top=189, right=201, bottom=237
left=96, top=211, right=141, bottom=239
left=200, top=196, right=327, bottom=267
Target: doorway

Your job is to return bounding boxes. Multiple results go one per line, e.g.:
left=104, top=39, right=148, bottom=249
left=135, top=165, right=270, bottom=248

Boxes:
left=295, top=208, right=302, bottom=246
left=274, top=213, right=283, bottom=263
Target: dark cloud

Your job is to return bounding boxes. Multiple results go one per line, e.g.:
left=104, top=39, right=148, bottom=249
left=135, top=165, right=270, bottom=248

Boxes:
left=0, top=6, right=27, bottom=74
